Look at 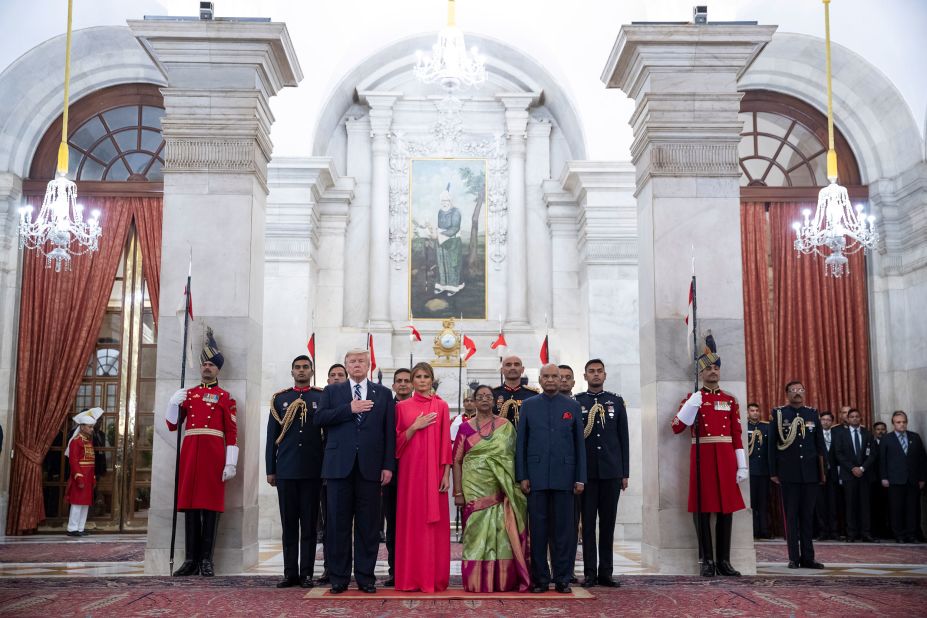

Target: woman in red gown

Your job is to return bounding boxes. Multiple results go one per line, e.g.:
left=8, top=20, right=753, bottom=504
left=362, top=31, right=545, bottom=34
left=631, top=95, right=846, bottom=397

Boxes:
left=395, top=362, right=452, bottom=592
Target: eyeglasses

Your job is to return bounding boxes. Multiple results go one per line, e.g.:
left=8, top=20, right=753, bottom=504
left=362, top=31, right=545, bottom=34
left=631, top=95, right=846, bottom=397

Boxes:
left=473, top=394, right=495, bottom=401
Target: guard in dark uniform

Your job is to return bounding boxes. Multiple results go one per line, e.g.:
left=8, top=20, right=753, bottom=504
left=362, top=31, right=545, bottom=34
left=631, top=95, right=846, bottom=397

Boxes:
left=769, top=381, right=826, bottom=569
left=576, top=359, right=629, bottom=588
left=493, top=355, right=538, bottom=425
left=266, top=355, right=324, bottom=588
left=747, top=402, right=771, bottom=539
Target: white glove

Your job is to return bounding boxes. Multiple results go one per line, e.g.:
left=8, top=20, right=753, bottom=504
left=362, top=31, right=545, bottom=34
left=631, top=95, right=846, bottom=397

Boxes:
left=222, top=465, right=236, bottom=482
left=165, top=388, right=188, bottom=425
left=225, top=445, right=239, bottom=467
left=170, top=388, right=188, bottom=406
left=735, top=448, right=748, bottom=482
left=676, top=391, right=703, bottom=426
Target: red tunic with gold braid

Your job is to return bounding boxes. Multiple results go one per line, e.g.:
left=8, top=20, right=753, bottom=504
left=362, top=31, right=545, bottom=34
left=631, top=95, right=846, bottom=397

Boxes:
left=65, top=434, right=95, bottom=506
left=671, top=386, right=745, bottom=514
left=167, top=381, right=238, bottom=512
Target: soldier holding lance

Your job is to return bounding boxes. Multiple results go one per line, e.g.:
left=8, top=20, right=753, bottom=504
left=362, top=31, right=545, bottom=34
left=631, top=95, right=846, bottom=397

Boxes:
left=167, top=329, right=238, bottom=577
left=671, top=336, right=748, bottom=577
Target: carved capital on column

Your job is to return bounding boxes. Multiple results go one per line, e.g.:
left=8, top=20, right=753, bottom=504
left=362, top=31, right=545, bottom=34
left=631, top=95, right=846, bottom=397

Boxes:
left=497, top=92, right=541, bottom=146
left=359, top=92, right=400, bottom=139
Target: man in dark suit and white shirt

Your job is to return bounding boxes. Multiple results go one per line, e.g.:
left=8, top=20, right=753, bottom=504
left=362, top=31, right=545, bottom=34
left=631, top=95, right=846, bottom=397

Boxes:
left=315, top=349, right=395, bottom=594
left=833, top=408, right=876, bottom=542
left=814, top=411, right=839, bottom=540
left=880, top=411, right=927, bottom=543
left=517, top=364, right=586, bottom=594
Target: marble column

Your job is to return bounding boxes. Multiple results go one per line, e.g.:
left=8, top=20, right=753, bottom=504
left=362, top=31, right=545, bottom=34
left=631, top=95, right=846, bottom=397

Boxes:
left=361, top=92, right=399, bottom=333
left=343, top=116, right=372, bottom=328
left=128, top=19, right=302, bottom=575
left=563, top=161, right=642, bottom=539
left=602, top=23, right=775, bottom=573
left=526, top=118, right=552, bottom=329
left=0, top=172, right=23, bottom=534
left=498, top=94, right=536, bottom=326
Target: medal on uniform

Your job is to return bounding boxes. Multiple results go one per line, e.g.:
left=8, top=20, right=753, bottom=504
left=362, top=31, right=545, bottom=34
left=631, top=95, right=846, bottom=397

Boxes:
left=608, top=405, right=615, bottom=417
left=203, top=393, right=219, bottom=403
left=714, top=401, right=731, bottom=411
left=805, top=421, right=815, bottom=432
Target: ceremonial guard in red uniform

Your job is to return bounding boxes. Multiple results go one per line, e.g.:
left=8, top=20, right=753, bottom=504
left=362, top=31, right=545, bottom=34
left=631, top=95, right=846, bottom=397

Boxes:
left=65, top=407, right=104, bottom=536
left=671, top=337, right=748, bottom=576
left=167, top=328, right=238, bottom=577
left=492, top=355, right=539, bottom=426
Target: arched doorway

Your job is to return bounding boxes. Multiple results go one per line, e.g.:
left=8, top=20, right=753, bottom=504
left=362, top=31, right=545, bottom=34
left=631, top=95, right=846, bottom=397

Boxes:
left=18, top=84, right=163, bottom=533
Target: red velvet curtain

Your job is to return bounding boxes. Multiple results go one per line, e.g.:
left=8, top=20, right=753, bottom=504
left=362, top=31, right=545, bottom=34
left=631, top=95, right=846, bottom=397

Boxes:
left=740, top=201, right=871, bottom=424
left=740, top=202, right=777, bottom=416
left=769, top=202, right=870, bottom=424
left=6, top=196, right=162, bottom=534
left=130, top=196, right=162, bottom=325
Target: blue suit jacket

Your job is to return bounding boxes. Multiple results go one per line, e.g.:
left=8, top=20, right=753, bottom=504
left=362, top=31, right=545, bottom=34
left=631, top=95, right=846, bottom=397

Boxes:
left=314, top=380, right=396, bottom=482
left=515, top=392, right=587, bottom=491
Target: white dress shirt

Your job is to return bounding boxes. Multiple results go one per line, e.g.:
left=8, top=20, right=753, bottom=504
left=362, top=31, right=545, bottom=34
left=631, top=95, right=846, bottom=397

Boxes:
left=349, top=378, right=369, bottom=400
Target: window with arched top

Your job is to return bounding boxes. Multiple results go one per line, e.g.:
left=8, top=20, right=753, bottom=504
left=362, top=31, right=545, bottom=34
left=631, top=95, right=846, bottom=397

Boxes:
left=739, top=90, right=864, bottom=200
left=66, top=104, right=164, bottom=181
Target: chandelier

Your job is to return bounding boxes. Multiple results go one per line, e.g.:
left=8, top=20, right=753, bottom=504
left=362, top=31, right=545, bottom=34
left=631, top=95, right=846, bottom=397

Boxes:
left=414, top=0, right=486, bottom=95
left=792, top=0, right=876, bottom=277
left=18, top=0, right=102, bottom=272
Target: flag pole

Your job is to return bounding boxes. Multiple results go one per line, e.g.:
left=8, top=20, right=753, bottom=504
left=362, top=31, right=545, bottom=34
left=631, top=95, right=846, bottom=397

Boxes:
left=170, top=253, right=192, bottom=575
left=691, top=272, right=705, bottom=566
left=498, top=314, right=504, bottom=386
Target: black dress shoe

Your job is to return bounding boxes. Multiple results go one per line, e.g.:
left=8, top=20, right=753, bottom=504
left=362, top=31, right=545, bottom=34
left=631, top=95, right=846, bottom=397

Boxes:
left=716, top=561, right=741, bottom=577
left=700, top=560, right=716, bottom=577
left=300, top=576, right=314, bottom=588
left=382, top=577, right=395, bottom=587
left=555, top=583, right=572, bottom=594
left=569, top=576, right=578, bottom=584
left=330, top=584, right=348, bottom=594
left=276, top=577, right=300, bottom=588
left=529, top=584, right=548, bottom=593
left=801, top=560, right=825, bottom=569
left=173, top=560, right=200, bottom=576
left=66, top=531, right=81, bottom=537
left=581, top=578, right=597, bottom=588
left=861, top=535, right=876, bottom=543
left=359, top=584, right=376, bottom=594
left=787, top=561, right=800, bottom=569
left=598, top=577, right=620, bottom=587
left=199, top=559, right=215, bottom=577
left=316, top=573, right=331, bottom=585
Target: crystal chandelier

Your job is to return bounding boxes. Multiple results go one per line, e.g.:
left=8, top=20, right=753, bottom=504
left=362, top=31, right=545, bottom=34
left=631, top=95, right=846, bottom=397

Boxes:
left=792, top=0, right=876, bottom=277
left=414, top=0, right=486, bottom=94
left=18, top=0, right=102, bottom=272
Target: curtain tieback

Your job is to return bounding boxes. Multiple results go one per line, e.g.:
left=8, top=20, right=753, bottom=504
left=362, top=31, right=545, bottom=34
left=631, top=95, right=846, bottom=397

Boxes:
left=16, top=444, right=45, bottom=466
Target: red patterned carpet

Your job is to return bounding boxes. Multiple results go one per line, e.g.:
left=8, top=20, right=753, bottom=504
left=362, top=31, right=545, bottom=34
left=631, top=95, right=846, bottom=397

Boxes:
left=0, top=576, right=924, bottom=617
left=0, top=542, right=145, bottom=563
left=755, top=541, right=927, bottom=564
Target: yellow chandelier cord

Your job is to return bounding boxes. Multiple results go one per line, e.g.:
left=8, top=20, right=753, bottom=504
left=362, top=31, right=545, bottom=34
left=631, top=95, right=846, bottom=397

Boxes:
left=448, top=0, right=456, bottom=27
left=57, top=0, right=74, bottom=176
left=823, top=0, right=837, bottom=182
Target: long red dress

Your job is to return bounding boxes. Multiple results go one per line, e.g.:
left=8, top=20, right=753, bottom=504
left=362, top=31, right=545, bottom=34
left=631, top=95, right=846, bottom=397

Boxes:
left=395, top=392, right=452, bottom=592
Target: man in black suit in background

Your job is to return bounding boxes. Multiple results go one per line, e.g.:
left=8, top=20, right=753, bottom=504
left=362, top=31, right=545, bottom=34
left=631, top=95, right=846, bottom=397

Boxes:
left=814, top=411, right=839, bottom=540
left=880, top=411, right=927, bottom=543
left=833, top=408, right=876, bottom=542
left=870, top=421, right=890, bottom=538
left=516, top=364, right=586, bottom=594
left=315, top=349, right=395, bottom=594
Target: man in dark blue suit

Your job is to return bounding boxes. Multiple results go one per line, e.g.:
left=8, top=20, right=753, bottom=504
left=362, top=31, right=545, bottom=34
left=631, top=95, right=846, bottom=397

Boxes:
left=266, top=355, right=324, bottom=588
left=833, top=408, right=877, bottom=542
left=880, top=411, right=927, bottom=543
left=516, top=364, right=587, bottom=594
left=315, top=349, right=395, bottom=594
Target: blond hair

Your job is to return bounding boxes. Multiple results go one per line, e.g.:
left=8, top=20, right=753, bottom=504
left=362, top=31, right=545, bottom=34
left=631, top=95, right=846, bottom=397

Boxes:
left=344, top=348, right=370, bottom=363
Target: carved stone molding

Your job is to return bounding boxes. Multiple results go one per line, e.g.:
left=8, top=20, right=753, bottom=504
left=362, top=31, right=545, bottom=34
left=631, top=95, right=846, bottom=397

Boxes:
left=388, top=98, right=509, bottom=269
left=164, top=138, right=259, bottom=174
left=583, top=238, right=638, bottom=265
left=650, top=143, right=740, bottom=177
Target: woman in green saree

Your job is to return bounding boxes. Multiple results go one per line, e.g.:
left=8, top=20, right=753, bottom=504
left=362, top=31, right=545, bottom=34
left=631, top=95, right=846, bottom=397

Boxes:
left=452, top=384, right=530, bottom=592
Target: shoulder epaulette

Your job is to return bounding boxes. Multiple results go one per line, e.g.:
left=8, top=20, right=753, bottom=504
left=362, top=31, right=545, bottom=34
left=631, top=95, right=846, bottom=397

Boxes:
left=524, top=386, right=540, bottom=393
left=311, top=386, right=323, bottom=391
left=269, top=387, right=292, bottom=418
